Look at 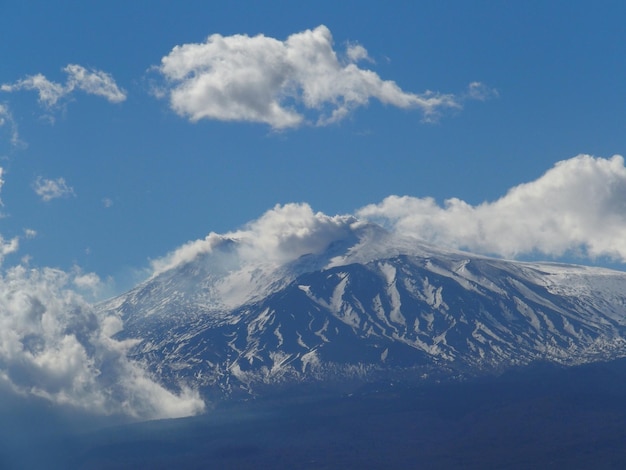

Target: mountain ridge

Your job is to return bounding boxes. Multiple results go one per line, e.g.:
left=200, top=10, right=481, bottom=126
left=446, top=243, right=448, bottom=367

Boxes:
left=98, top=232, right=626, bottom=402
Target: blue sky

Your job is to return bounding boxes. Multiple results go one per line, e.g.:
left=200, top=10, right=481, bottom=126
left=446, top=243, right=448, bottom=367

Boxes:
left=2, top=0, right=626, bottom=289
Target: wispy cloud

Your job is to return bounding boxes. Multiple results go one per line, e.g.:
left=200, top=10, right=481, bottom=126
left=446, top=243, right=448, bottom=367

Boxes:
left=0, top=236, right=19, bottom=264
left=156, top=25, right=489, bottom=129
left=0, top=167, right=5, bottom=207
left=466, top=81, right=499, bottom=101
left=63, top=64, right=127, bottom=103
left=0, top=104, right=21, bottom=147
left=33, top=176, right=75, bottom=202
left=23, top=228, right=37, bottom=239
left=1, top=64, right=126, bottom=108
left=152, top=203, right=356, bottom=276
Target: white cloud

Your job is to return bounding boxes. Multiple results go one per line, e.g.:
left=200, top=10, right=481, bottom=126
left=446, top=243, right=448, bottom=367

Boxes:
left=73, top=271, right=102, bottom=290
left=465, top=81, right=499, bottom=101
left=236, top=203, right=357, bottom=262
left=33, top=176, right=75, bottom=202
left=150, top=203, right=361, bottom=309
left=151, top=203, right=357, bottom=276
left=358, top=154, right=626, bottom=262
left=157, top=25, right=484, bottom=129
left=0, top=264, right=205, bottom=419
left=0, top=236, right=19, bottom=264
left=1, top=74, right=65, bottom=107
left=1, top=64, right=126, bottom=107
left=63, top=64, right=127, bottom=103
left=346, top=42, right=372, bottom=63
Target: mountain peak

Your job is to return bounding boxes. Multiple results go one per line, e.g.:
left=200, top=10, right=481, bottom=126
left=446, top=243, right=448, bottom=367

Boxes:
left=99, top=233, right=626, bottom=402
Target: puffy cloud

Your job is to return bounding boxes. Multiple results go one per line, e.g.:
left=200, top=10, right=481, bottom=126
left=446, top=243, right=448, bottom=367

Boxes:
left=33, top=176, right=75, bottom=202
left=358, top=154, right=626, bottom=262
left=1, top=64, right=126, bottom=107
left=346, top=42, right=372, bottom=63
left=0, top=264, right=205, bottom=419
left=156, top=25, right=483, bottom=129
left=235, top=203, right=357, bottom=262
left=73, top=271, right=102, bottom=291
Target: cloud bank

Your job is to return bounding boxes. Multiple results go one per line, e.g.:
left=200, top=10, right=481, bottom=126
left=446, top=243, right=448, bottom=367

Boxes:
left=0, top=265, right=205, bottom=419
left=157, top=25, right=487, bottom=129
left=358, top=154, right=626, bottom=261
left=1, top=64, right=126, bottom=107
left=154, top=155, right=626, bottom=282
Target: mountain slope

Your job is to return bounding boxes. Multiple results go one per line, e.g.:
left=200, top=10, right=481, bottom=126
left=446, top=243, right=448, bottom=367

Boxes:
left=99, top=233, right=626, bottom=400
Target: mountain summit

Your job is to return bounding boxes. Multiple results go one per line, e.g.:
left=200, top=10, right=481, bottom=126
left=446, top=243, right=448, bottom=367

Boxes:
left=99, top=223, right=626, bottom=401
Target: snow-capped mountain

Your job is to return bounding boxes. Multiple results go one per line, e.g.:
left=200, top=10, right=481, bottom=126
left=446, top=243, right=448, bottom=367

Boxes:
left=99, top=225, right=626, bottom=400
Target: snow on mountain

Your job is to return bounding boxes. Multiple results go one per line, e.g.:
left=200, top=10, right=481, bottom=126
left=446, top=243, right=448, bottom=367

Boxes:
left=98, top=222, right=626, bottom=400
